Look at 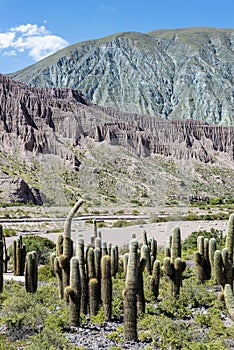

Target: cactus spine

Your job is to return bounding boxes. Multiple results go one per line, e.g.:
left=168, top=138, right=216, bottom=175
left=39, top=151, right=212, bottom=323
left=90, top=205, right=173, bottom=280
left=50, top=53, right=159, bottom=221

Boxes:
left=163, top=227, right=186, bottom=297
left=124, top=239, right=139, bottom=341
left=101, top=255, right=112, bottom=321
left=25, top=251, right=38, bottom=293
left=65, top=257, right=81, bottom=326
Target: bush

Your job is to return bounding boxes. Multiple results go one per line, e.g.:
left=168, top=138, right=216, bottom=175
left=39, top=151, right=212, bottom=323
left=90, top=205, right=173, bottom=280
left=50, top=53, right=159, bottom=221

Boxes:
left=9, top=235, right=55, bottom=265
left=182, top=228, right=225, bottom=253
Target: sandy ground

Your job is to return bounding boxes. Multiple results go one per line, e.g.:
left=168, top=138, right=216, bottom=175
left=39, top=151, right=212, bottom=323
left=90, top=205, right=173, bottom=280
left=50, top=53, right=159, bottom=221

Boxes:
left=5, top=218, right=228, bottom=249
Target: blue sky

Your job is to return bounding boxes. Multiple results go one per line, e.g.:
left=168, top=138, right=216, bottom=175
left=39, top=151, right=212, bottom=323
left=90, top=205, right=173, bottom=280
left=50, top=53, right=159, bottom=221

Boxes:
left=0, top=0, right=233, bottom=74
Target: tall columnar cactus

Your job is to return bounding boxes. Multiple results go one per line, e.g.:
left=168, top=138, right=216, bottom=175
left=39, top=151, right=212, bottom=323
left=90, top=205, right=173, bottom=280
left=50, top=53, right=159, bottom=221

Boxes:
left=0, top=225, right=9, bottom=273
left=111, top=245, right=119, bottom=278
left=76, top=237, right=88, bottom=315
left=101, top=255, right=112, bottom=321
left=209, top=237, right=216, bottom=274
left=214, top=213, right=234, bottom=291
left=93, top=219, right=98, bottom=238
left=224, top=284, right=234, bottom=320
left=142, top=230, right=148, bottom=247
left=0, top=240, right=3, bottom=293
left=150, top=238, right=157, bottom=267
left=56, top=234, right=63, bottom=256
left=148, top=260, right=161, bottom=300
left=13, top=235, right=26, bottom=276
left=123, top=239, right=139, bottom=341
left=163, top=227, right=186, bottom=297
left=123, top=253, right=129, bottom=277
left=137, top=254, right=146, bottom=314
left=107, top=242, right=112, bottom=256
left=95, top=237, right=102, bottom=250
left=59, top=199, right=83, bottom=300
left=87, top=247, right=95, bottom=280
left=101, top=241, right=108, bottom=258
left=89, top=278, right=99, bottom=316
left=25, top=251, right=38, bottom=293
left=194, top=236, right=211, bottom=283
left=140, top=244, right=151, bottom=274
left=54, top=256, right=63, bottom=299
left=65, top=257, right=81, bottom=326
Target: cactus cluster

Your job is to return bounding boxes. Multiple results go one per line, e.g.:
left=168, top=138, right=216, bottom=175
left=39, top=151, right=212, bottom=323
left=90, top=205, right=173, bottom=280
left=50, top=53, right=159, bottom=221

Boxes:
left=163, top=227, right=186, bottom=297
left=214, top=214, right=234, bottom=293
left=194, top=236, right=212, bottom=283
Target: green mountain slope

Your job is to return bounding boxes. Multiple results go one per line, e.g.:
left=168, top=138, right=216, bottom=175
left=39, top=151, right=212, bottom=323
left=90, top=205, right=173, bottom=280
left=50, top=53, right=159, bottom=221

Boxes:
left=8, top=27, right=234, bottom=125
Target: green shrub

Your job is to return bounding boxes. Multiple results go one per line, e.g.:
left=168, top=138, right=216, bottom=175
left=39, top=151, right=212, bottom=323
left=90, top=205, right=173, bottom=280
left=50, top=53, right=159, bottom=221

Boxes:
left=182, top=228, right=225, bottom=253
left=9, top=235, right=55, bottom=265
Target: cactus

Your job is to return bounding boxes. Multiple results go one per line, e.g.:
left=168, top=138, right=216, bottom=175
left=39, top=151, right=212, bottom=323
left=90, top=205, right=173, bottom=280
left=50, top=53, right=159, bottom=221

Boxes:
left=89, top=278, right=99, bottom=316
left=0, top=240, right=3, bottom=293
left=137, top=254, right=146, bottom=314
left=224, top=284, right=234, bottom=320
left=0, top=225, right=9, bottom=273
left=142, top=230, right=148, bottom=247
left=107, top=242, right=112, bottom=256
left=65, top=257, right=81, bottom=326
left=87, top=247, right=95, bottom=280
left=123, top=253, right=129, bottom=277
left=214, top=213, right=234, bottom=291
left=194, top=236, right=211, bottom=283
left=54, top=256, right=63, bottom=299
left=101, top=255, right=112, bottom=321
left=101, top=241, right=108, bottom=258
left=56, top=234, right=63, bottom=256
left=209, top=237, right=216, bottom=274
left=163, top=227, right=186, bottom=297
left=111, top=245, right=119, bottom=278
left=150, top=238, right=157, bottom=267
left=76, top=237, right=88, bottom=315
left=25, top=251, right=38, bottom=293
left=140, top=244, right=151, bottom=274
left=13, top=235, right=26, bottom=276
left=123, top=239, right=139, bottom=341
left=95, top=237, right=102, bottom=250
left=59, top=199, right=83, bottom=300
left=93, top=219, right=98, bottom=238
left=148, top=260, right=161, bottom=300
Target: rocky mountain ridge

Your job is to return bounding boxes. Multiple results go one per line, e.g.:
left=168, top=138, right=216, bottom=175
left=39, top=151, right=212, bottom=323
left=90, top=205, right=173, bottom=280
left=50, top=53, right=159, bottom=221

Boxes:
left=0, top=74, right=233, bottom=204
left=8, top=27, right=234, bottom=125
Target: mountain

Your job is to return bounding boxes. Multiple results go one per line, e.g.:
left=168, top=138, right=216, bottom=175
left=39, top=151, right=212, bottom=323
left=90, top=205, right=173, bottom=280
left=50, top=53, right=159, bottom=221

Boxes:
left=0, top=74, right=234, bottom=206
left=8, top=27, right=234, bottom=125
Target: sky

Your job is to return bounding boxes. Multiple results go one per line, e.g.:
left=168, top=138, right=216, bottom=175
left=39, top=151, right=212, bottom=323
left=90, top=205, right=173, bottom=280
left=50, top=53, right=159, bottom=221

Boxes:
left=0, top=0, right=233, bottom=74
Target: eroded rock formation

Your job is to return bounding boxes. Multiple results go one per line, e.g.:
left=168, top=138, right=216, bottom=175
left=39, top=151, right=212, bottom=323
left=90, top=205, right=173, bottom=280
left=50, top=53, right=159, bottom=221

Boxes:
left=0, top=74, right=233, bottom=167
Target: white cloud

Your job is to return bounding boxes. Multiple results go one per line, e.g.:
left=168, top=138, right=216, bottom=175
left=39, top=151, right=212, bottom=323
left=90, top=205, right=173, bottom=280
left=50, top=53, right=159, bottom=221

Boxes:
left=0, top=23, right=69, bottom=62
left=2, top=50, right=17, bottom=57
left=0, top=32, right=15, bottom=48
